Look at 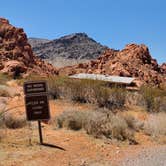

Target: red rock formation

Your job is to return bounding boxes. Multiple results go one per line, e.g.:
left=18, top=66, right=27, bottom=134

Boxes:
left=0, top=18, right=57, bottom=77
left=59, top=44, right=166, bottom=86
left=160, top=63, right=166, bottom=74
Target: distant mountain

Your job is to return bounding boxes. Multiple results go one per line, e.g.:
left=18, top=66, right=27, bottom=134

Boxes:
left=28, top=38, right=50, bottom=48
left=29, top=33, right=108, bottom=60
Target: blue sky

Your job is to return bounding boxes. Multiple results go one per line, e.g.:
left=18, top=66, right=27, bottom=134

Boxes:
left=0, top=0, right=166, bottom=63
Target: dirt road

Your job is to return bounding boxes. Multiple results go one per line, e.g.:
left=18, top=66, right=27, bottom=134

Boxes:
left=120, top=145, right=166, bottom=166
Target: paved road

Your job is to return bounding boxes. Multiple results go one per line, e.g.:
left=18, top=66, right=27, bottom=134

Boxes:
left=121, top=146, right=166, bottom=166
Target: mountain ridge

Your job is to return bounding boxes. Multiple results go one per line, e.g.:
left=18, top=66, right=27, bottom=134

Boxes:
left=28, top=33, right=108, bottom=60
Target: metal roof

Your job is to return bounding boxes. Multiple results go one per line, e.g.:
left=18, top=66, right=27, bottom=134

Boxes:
left=69, top=73, right=135, bottom=84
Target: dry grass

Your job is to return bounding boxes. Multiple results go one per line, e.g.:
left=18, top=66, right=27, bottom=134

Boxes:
left=47, top=76, right=127, bottom=110
left=54, top=109, right=136, bottom=143
left=0, top=85, right=20, bottom=97
left=140, top=86, right=166, bottom=112
left=94, top=87, right=126, bottom=109
left=0, top=73, right=11, bottom=85
left=144, top=112, right=166, bottom=137
left=3, top=113, right=27, bottom=129
left=53, top=110, right=87, bottom=130
left=0, top=88, right=11, bottom=97
left=19, top=74, right=126, bottom=109
left=123, top=113, right=144, bottom=131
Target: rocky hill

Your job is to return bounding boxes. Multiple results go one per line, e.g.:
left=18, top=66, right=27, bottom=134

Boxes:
left=160, top=63, right=166, bottom=75
left=29, top=33, right=107, bottom=60
left=0, top=18, right=57, bottom=77
left=0, top=17, right=165, bottom=86
left=59, top=44, right=166, bottom=86
left=28, top=37, right=50, bottom=48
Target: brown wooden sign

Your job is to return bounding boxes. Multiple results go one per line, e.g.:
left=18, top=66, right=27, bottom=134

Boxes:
left=24, top=81, right=50, bottom=121
left=25, top=94, right=50, bottom=121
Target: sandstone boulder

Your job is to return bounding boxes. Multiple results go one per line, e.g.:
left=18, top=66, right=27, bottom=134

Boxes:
left=0, top=18, right=57, bottom=77
left=59, top=44, right=165, bottom=86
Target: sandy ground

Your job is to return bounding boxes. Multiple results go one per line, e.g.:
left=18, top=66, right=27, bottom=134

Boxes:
left=120, top=145, right=166, bottom=166
left=0, top=123, right=162, bottom=166
left=0, top=93, right=165, bottom=166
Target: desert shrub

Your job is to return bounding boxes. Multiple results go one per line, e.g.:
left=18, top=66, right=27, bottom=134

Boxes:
left=84, top=111, right=110, bottom=137
left=144, top=112, right=166, bottom=137
left=85, top=112, right=134, bottom=141
left=94, top=87, right=126, bottom=110
left=0, top=85, right=10, bottom=97
left=140, top=86, right=166, bottom=112
left=125, top=91, right=143, bottom=106
left=4, top=113, right=27, bottom=129
left=55, top=110, right=89, bottom=130
left=0, top=110, right=7, bottom=141
left=154, top=96, right=166, bottom=112
left=54, top=109, right=135, bottom=142
left=47, top=75, right=68, bottom=99
left=94, top=87, right=110, bottom=108
left=0, top=85, right=20, bottom=97
left=0, top=73, right=11, bottom=85
left=20, top=74, right=126, bottom=109
left=17, top=73, right=45, bottom=86
left=47, top=76, right=107, bottom=103
left=123, top=113, right=143, bottom=131
left=110, top=88, right=126, bottom=108
left=68, top=80, right=87, bottom=103
left=0, top=111, right=5, bottom=128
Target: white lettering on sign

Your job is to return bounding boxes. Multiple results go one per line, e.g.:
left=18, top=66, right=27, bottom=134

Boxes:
left=40, top=101, right=45, bottom=104
left=32, top=106, right=43, bottom=110
left=24, top=81, right=50, bottom=121
left=34, top=111, right=42, bottom=115
left=27, top=87, right=44, bottom=92
left=33, top=84, right=43, bottom=88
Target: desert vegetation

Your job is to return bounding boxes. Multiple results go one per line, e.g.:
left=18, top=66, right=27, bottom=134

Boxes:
left=0, top=73, right=11, bottom=85
left=21, top=74, right=127, bottom=110
left=144, top=112, right=166, bottom=138
left=140, top=86, right=166, bottom=112
left=13, top=74, right=166, bottom=144
left=53, top=109, right=137, bottom=144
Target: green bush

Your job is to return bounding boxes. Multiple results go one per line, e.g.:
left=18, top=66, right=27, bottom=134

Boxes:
left=141, top=86, right=166, bottom=112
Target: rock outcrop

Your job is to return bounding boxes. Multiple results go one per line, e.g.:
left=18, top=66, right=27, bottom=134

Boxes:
left=28, top=38, right=50, bottom=48
left=29, top=33, right=107, bottom=60
left=0, top=18, right=57, bottom=77
left=59, top=44, right=166, bottom=86
left=160, top=63, right=166, bottom=74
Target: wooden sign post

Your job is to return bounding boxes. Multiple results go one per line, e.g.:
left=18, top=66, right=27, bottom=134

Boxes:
left=24, top=81, right=50, bottom=145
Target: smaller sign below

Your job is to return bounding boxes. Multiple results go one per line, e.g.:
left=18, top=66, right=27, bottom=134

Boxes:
left=25, top=95, right=50, bottom=121
left=24, top=81, right=48, bottom=95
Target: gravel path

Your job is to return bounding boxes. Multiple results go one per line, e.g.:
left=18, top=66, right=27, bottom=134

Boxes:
left=121, top=146, right=166, bottom=166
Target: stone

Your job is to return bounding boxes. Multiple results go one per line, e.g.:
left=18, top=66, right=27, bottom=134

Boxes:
left=59, top=44, right=165, bottom=87
left=0, top=18, right=58, bottom=77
